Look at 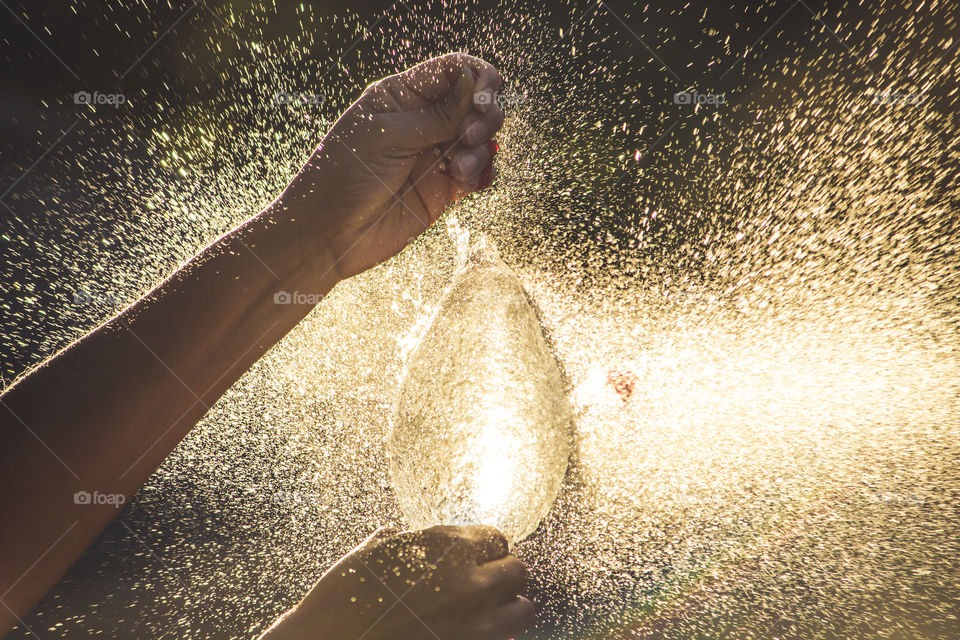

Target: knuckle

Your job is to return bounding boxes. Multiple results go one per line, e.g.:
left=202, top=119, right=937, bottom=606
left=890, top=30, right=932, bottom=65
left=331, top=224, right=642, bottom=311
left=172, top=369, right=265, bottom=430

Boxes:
left=471, top=570, right=493, bottom=594
left=423, top=524, right=457, bottom=540
left=476, top=526, right=509, bottom=554
left=443, top=51, right=468, bottom=65
left=494, top=105, right=505, bottom=128
left=473, top=524, right=507, bottom=543
left=422, top=525, right=470, bottom=554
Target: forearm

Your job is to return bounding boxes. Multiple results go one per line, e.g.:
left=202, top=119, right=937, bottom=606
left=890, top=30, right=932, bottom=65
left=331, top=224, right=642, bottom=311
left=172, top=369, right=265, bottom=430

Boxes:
left=0, top=185, right=337, bottom=628
left=0, top=50, right=504, bottom=635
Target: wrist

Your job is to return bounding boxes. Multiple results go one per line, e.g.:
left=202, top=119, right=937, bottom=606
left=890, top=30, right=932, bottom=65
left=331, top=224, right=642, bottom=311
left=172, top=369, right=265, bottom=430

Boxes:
left=260, top=180, right=342, bottom=294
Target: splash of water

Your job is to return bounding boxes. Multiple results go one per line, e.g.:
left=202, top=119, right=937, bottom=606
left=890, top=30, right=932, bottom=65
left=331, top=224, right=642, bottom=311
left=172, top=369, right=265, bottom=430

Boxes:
left=2, top=0, right=959, bottom=638
left=389, top=231, right=570, bottom=543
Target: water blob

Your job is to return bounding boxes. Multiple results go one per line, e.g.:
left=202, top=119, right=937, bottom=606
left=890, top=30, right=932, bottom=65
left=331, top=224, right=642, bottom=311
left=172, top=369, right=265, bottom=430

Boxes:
left=389, top=232, right=570, bottom=544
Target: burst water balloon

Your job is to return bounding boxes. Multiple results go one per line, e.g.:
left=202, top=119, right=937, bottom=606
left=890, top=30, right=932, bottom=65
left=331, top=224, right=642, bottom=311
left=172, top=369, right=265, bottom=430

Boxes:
left=389, top=234, right=571, bottom=544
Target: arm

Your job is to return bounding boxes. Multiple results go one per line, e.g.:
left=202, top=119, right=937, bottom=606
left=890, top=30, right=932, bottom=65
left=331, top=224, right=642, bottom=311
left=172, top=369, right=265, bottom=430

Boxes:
left=0, top=191, right=338, bottom=627
left=0, top=52, right=505, bottom=632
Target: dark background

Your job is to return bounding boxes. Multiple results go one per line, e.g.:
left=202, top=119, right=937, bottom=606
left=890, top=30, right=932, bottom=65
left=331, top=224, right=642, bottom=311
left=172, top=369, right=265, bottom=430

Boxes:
left=3, top=1, right=958, bottom=639
left=0, top=0, right=858, bottom=382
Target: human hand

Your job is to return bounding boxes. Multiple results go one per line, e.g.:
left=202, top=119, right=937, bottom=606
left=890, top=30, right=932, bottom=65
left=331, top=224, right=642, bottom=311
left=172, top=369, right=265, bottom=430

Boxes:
left=285, top=52, right=504, bottom=280
left=259, top=525, right=534, bottom=640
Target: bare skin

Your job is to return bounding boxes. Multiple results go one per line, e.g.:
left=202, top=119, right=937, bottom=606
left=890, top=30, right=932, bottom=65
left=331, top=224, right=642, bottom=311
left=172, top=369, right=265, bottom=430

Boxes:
left=0, top=53, right=524, bottom=638
left=259, top=526, right=534, bottom=640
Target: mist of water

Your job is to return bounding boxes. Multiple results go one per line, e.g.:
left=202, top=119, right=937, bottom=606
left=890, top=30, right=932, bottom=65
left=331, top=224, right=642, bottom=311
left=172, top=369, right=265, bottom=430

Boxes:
left=2, top=0, right=958, bottom=638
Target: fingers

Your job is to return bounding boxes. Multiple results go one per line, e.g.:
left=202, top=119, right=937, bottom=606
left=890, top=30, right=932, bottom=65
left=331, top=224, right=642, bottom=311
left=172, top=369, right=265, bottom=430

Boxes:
left=393, top=52, right=500, bottom=102
left=404, top=525, right=508, bottom=566
left=443, top=139, right=499, bottom=201
left=348, top=525, right=535, bottom=640
left=382, top=59, right=474, bottom=149
left=475, top=555, right=528, bottom=604
left=446, top=142, right=491, bottom=182
left=462, top=525, right=509, bottom=564
left=377, top=53, right=504, bottom=151
left=401, top=138, right=497, bottom=223
left=473, top=596, right=536, bottom=640
left=404, top=153, right=457, bottom=223
left=458, top=104, right=505, bottom=148
left=469, top=61, right=502, bottom=115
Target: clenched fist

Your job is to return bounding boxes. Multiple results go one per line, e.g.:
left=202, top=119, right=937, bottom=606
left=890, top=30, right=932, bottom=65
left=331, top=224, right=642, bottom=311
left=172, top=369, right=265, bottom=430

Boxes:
left=284, top=52, right=504, bottom=279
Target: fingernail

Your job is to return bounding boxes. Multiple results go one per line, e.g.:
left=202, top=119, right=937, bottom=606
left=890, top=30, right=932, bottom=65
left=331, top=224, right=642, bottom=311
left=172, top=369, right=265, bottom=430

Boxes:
left=453, top=153, right=478, bottom=177
left=486, top=139, right=499, bottom=158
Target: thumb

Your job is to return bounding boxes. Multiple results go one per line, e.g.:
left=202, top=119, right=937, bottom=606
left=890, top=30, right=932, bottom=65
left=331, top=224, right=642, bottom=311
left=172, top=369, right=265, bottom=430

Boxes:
left=387, top=61, right=476, bottom=150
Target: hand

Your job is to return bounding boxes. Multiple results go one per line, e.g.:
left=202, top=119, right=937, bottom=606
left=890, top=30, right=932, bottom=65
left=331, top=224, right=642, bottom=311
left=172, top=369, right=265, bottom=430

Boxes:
left=285, top=52, right=504, bottom=280
left=259, top=525, right=535, bottom=640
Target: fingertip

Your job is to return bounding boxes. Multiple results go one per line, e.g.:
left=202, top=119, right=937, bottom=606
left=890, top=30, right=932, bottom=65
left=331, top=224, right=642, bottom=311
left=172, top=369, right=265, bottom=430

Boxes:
left=447, top=141, right=492, bottom=182
left=496, top=595, right=537, bottom=638
left=516, top=595, right=536, bottom=614
left=480, top=160, right=494, bottom=191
